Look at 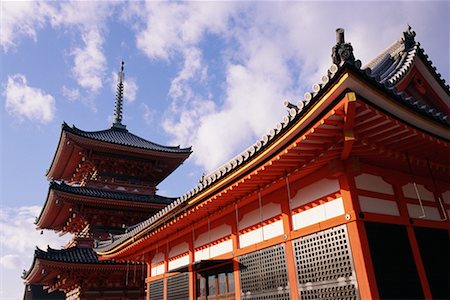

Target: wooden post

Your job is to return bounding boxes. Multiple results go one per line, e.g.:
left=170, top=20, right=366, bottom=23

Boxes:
left=339, top=171, right=380, bottom=299
left=280, top=177, right=300, bottom=300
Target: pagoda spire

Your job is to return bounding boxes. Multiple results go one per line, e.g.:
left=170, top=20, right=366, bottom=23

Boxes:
left=112, top=61, right=127, bottom=130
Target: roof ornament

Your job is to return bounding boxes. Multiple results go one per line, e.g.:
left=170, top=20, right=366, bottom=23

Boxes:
left=401, top=24, right=416, bottom=49
left=331, top=28, right=356, bottom=66
left=112, top=61, right=127, bottom=130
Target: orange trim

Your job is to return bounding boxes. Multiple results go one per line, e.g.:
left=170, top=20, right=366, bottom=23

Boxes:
left=347, top=221, right=379, bottom=299
left=280, top=184, right=300, bottom=300
left=188, top=237, right=195, bottom=300
left=340, top=171, right=379, bottom=299
left=231, top=215, right=242, bottom=300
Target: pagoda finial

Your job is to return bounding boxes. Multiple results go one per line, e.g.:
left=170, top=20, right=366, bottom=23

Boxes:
left=112, top=61, right=127, bottom=130
left=331, top=28, right=356, bottom=66
left=402, top=24, right=416, bottom=49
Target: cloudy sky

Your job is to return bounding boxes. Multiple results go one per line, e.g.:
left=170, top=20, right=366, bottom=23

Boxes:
left=0, top=1, right=448, bottom=299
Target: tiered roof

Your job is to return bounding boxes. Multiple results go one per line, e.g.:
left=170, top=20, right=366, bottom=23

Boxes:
left=96, top=27, right=450, bottom=256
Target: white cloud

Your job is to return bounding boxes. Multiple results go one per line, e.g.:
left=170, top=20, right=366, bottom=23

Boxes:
left=0, top=255, right=21, bottom=270
left=133, top=2, right=235, bottom=60
left=4, top=74, right=56, bottom=123
left=0, top=206, right=70, bottom=300
left=0, top=206, right=68, bottom=254
left=141, top=103, right=155, bottom=125
left=61, top=85, right=80, bottom=102
left=0, top=1, right=53, bottom=52
left=71, top=29, right=106, bottom=92
left=111, top=71, right=138, bottom=103
left=128, top=2, right=449, bottom=173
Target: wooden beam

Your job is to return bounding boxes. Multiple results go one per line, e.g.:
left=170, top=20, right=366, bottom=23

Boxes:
left=341, top=92, right=357, bottom=160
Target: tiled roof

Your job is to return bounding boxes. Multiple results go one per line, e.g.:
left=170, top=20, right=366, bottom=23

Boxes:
left=62, top=122, right=191, bottom=154
left=95, top=27, right=450, bottom=254
left=23, top=246, right=125, bottom=279
left=51, top=181, right=175, bottom=205
left=364, top=26, right=450, bottom=93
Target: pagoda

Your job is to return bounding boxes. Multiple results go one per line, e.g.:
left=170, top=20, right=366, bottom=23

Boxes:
left=97, top=28, right=449, bottom=300
left=23, top=62, right=192, bottom=299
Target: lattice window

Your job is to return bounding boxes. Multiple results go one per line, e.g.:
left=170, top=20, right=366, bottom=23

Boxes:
left=292, top=224, right=359, bottom=300
left=239, top=244, right=290, bottom=300
left=167, top=273, right=189, bottom=300
left=149, top=279, right=164, bottom=300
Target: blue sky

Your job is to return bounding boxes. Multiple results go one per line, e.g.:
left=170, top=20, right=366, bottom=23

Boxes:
left=0, top=1, right=449, bottom=299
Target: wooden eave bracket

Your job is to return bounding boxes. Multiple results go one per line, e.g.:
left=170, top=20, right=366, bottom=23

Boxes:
left=341, top=91, right=357, bottom=160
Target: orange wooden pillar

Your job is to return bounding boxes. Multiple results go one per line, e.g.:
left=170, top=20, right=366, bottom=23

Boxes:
left=146, top=262, right=151, bottom=300
left=392, top=182, right=433, bottom=299
left=231, top=203, right=242, bottom=300
left=339, top=170, right=380, bottom=299
left=188, top=228, right=196, bottom=300
left=280, top=177, right=300, bottom=300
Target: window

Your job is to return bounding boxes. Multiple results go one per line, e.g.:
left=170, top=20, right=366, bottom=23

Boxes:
left=196, top=263, right=235, bottom=300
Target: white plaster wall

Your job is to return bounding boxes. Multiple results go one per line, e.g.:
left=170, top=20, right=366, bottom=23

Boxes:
left=407, top=204, right=442, bottom=220
left=238, top=202, right=281, bottom=230
left=169, top=242, right=188, bottom=258
left=262, top=220, right=284, bottom=240
left=290, top=178, right=340, bottom=209
left=194, top=239, right=233, bottom=261
left=442, top=190, right=450, bottom=204
left=238, top=220, right=284, bottom=248
left=292, top=197, right=344, bottom=230
left=151, top=264, right=165, bottom=276
left=168, top=255, right=189, bottom=271
left=210, top=239, right=233, bottom=258
left=152, top=252, right=165, bottom=264
left=239, top=227, right=263, bottom=248
left=355, top=173, right=394, bottom=195
left=194, top=224, right=231, bottom=248
left=358, top=196, right=400, bottom=216
left=194, top=248, right=210, bottom=262
left=402, top=183, right=435, bottom=201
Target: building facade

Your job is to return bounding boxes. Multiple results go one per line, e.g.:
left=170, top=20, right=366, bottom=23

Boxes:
left=97, top=28, right=449, bottom=300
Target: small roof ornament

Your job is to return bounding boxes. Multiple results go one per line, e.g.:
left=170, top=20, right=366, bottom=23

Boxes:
left=401, top=24, right=416, bottom=49
left=331, top=28, right=356, bottom=66
left=112, top=61, right=127, bottom=130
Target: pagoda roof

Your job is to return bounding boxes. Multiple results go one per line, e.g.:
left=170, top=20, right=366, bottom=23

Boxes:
left=364, top=26, right=449, bottom=94
left=50, top=181, right=174, bottom=204
left=35, top=181, right=173, bottom=231
left=96, top=27, right=450, bottom=257
left=62, top=122, right=191, bottom=154
left=23, top=246, right=124, bottom=280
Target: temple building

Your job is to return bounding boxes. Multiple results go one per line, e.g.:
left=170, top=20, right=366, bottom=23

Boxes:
left=96, top=28, right=449, bottom=300
left=23, top=62, right=192, bottom=299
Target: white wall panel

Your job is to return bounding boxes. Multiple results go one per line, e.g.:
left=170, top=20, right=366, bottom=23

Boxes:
left=292, top=198, right=344, bottom=230
left=168, top=255, right=189, bottom=271
left=210, top=239, right=233, bottom=258
left=239, top=228, right=263, bottom=248
left=402, top=183, right=435, bottom=201
left=151, top=264, right=165, bottom=276
left=355, top=173, right=394, bottom=195
left=442, top=191, right=450, bottom=204
left=291, top=178, right=340, bottom=209
left=169, top=242, right=188, bottom=258
left=238, top=202, right=281, bottom=230
left=263, top=220, right=284, bottom=240
left=359, top=196, right=400, bottom=216
left=407, top=204, right=441, bottom=220
left=152, top=252, right=165, bottom=264
left=194, top=223, right=231, bottom=248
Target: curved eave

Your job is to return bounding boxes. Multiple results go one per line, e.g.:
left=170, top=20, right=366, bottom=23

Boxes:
left=35, top=184, right=171, bottom=231
left=23, top=256, right=128, bottom=284
left=47, top=123, right=192, bottom=181
left=97, top=63, right=449, bottom=259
